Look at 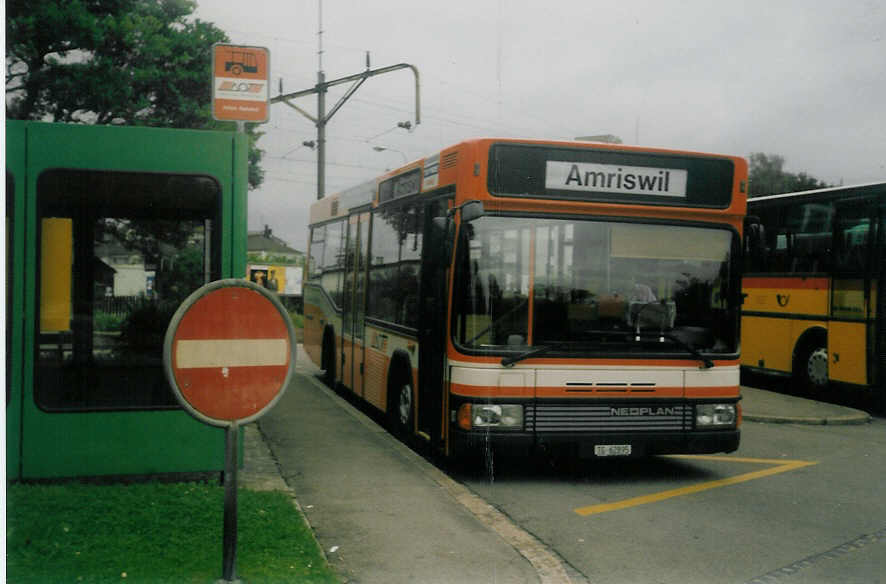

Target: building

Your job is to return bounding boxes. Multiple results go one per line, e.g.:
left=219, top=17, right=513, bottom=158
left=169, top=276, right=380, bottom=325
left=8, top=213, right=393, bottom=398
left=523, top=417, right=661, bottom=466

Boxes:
left=247, top=225, right=304, bottom=304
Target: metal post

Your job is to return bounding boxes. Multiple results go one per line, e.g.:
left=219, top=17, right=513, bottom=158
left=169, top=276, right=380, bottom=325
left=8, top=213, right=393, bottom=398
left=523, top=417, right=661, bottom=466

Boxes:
left=221, top=423, right=239, bottom=583
left=317, top=70, right=327, bottom=201
left=271, top=63, right=420, bottom=201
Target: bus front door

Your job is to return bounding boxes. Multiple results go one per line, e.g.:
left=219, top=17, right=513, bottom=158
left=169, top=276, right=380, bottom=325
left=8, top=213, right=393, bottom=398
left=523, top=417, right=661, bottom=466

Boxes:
left=417, top=200, right=451, bottom=446
left=830, top=198, right=875, bottom=386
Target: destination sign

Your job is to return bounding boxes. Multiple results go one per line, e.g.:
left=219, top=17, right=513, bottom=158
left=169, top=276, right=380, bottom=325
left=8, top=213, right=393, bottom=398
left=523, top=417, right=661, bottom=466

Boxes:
left=546, top=161, right=688, bottom=198
left=488, top=143, right=735, bottom=208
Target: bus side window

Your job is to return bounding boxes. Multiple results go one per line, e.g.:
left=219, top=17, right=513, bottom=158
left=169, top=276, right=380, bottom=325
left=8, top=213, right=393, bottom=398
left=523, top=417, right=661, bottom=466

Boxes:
left=784, top=202, right=833, bottom=273
left=322, top=220, right=346, bottom=307
left=769, top=231, right=791, bottom=273
left=835, top=207, right=871, bottom=273
left=308, top=225, right=325, bottom=280
left=367, top=203, right=424, bottom=329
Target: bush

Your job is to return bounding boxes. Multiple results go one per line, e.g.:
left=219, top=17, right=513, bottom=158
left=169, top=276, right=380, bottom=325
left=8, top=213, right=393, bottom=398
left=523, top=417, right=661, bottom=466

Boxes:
left=94, top=310, right=125, bottom=332
left=119, top=297, right=179, bottom=354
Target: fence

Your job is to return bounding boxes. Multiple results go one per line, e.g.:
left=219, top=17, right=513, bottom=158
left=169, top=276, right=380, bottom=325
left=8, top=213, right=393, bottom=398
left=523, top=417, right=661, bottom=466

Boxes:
left=95, top=295, right=139, bottom=317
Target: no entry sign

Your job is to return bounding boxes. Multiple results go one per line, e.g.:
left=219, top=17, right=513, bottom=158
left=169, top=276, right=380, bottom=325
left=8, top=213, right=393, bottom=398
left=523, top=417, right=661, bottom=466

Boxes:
left=163, top=279, right=296, bottom=427
left=163, top=279, right=296, bottom=582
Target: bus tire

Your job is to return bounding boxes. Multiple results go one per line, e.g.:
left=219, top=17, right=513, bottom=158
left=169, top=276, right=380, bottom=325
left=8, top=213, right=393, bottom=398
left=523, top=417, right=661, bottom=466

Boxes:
left=387, top=361, right=414, bottom=436
left=321, top=330, right=335, bottom=388
left=794, top=334, right=828, bottom=395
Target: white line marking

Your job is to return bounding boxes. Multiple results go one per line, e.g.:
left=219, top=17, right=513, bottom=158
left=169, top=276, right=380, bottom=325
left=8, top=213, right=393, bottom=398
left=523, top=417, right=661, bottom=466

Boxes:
left=176, top=339, right=288, bottom=368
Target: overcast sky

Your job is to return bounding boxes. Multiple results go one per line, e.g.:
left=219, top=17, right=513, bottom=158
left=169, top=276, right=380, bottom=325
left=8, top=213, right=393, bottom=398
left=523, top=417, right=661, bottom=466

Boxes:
left=194, top=0, right=886, bottom=252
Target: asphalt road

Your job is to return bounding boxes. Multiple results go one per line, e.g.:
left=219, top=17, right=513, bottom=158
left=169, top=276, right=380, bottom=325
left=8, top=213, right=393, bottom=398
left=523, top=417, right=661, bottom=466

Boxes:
left=259, top=350, right=885, bottom=583
left=452, top=413, right=886, bottom=584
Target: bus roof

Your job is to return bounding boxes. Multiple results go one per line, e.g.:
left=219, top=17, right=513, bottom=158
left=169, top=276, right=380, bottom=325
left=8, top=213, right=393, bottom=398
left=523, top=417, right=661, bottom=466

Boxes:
left=749, top=180, right=886, bottom=204
left=311, top=137, right=747, bottom=222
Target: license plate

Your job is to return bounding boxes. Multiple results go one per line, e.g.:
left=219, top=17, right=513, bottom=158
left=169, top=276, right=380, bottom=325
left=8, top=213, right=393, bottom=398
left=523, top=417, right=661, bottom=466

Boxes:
left=594, top=444, right=632, bottom=457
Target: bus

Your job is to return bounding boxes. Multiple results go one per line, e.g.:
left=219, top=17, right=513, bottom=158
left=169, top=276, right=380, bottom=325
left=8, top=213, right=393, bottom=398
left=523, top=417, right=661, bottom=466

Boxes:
left=6, top=121, right=248, bottom=479
left=304, top=138, right=748, bottom=459
left=742, top=181, right=886, bottom=405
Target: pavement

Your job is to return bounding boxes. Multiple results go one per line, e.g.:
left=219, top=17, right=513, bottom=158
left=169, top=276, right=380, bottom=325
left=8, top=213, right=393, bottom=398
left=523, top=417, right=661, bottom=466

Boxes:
left=239, top=348, right=872, bottom=584
left=740, top=385, right=872, bottom=425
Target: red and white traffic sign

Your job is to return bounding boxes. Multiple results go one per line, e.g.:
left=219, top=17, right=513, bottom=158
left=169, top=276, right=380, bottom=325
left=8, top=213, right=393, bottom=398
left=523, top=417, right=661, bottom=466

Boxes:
left=163, top=279, right=295, bottom=426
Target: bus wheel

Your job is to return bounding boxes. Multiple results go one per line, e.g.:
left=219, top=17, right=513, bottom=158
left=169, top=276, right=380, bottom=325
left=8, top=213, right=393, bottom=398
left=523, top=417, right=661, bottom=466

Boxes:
left=796, top=343, right=829, bottom=395
left=388, top=370, right=414, bottom=435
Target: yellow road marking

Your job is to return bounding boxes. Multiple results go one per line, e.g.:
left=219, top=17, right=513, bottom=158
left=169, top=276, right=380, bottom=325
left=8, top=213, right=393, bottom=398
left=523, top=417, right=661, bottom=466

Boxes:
left=574, top=455, right=817, bottom=516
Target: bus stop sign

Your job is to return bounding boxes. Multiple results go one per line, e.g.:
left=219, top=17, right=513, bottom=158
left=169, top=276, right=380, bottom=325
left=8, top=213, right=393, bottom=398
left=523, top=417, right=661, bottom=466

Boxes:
left=212, top=43, right=270, bottom=123
left=163, top=279, right=296, bottom=426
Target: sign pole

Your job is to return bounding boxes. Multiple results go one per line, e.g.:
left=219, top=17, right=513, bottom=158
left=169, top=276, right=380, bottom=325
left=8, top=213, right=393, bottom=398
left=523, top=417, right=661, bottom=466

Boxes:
left=221, top=422, right=240, bottom=583
left=163, top=279, right=296, bottom=584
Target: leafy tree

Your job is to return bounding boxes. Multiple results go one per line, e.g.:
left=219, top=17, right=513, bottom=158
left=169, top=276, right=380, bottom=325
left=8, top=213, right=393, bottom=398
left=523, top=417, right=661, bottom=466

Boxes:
left=748, top=152, right=830, bottom=197
left=155, top=245, right=205, bottom=302
left=6, top=0, right=264, bottom=188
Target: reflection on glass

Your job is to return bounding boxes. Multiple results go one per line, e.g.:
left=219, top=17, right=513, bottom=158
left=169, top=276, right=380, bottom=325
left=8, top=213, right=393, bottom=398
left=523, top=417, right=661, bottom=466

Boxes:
left=453, top=216, right=737, bottom=356
left=36, top=171, right=219, bottom=411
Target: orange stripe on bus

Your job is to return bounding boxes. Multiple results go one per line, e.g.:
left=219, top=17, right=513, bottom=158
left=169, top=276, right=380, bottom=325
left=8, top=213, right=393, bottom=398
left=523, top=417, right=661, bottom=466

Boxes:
left=451, top=383, right=535, bottom=398
left=685, top=385, right=740, bottom=398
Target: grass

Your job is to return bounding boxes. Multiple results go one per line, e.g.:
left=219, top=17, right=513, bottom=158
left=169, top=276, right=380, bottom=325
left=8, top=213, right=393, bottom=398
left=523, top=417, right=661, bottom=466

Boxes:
left=6, top=482, right=339, bottom=584
left=289, top=311, right=304, bottom=343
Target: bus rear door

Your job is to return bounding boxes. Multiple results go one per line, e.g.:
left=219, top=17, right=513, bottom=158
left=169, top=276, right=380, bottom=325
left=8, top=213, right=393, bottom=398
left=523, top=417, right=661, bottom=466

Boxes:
left=342, top=211, right=369, bottom=397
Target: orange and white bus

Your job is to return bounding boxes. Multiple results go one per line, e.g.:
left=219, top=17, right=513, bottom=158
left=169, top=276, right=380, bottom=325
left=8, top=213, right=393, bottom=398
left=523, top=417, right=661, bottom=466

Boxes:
left=742, top=181, right=886, bottom=404
left=304, top=138, right=748, bottom=459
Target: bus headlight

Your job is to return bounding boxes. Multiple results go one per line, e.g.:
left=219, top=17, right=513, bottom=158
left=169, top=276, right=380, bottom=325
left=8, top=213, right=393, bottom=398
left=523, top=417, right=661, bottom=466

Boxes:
left=695, top=404, right=737, bottom=428
left=457, top=404, right=523, bottom=430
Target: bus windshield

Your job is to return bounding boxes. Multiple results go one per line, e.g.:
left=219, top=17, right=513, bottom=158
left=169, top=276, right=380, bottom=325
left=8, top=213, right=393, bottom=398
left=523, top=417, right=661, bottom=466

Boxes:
left=452, top=216, right=738, bottom=356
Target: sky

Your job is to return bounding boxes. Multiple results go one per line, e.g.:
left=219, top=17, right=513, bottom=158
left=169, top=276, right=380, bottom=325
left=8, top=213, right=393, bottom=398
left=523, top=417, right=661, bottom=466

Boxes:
left=193, top=0, right=886, bottom=252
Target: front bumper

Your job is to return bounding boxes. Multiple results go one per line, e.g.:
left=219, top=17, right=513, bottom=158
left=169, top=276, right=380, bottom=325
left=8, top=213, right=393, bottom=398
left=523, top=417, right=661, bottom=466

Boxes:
left=449, top=396, right=740, bottom=458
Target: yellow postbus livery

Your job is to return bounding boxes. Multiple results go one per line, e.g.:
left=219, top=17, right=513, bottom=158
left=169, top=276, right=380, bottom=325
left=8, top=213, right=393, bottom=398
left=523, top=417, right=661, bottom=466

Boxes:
left=743, top=181, right=886, bottom=405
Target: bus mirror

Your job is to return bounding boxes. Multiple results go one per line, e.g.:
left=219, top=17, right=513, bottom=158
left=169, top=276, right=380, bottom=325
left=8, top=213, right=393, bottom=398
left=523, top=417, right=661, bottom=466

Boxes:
left=460, top=200, right=484, bottom=223
left=432, top=216, right=454, bottom=262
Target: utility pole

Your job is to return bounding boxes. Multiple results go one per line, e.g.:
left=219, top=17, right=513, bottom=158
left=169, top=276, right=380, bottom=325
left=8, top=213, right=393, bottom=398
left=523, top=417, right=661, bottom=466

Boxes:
left=271, top=1, right=420, bottom=200
left=271, top=63, right=420, bottom=200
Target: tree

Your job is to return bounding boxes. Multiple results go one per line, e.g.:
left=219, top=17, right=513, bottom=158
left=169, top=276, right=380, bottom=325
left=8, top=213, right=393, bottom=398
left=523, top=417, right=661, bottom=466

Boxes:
left=748, top=152, right=830, bottom=197
left=6, top=0, right=264, bottom=188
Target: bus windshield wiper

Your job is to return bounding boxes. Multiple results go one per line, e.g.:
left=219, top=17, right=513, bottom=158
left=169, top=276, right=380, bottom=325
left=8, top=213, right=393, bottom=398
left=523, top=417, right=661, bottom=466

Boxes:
left=500, top=339, right=602, bottom=366
left=501, top=333, right=714, bottom=369
left=635, top=332, right=714, bottom=369
left=501, top=344, right=554, bottom=367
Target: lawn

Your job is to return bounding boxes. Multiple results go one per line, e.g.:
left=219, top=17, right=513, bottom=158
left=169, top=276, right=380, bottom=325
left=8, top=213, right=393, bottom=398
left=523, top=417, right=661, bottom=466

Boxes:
left=6, top=482, right=339, bottom=584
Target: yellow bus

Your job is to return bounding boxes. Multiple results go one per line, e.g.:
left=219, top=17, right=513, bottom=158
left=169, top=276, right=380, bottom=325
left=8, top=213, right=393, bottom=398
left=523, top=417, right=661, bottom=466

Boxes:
left=304, top=138, right=748, bottom=459
left=742, top=181, right=886, bottom=404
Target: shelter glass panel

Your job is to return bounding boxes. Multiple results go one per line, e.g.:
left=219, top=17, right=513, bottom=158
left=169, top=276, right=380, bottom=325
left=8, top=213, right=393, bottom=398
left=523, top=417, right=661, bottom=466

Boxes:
left=35, top=170, right=221, bottom=411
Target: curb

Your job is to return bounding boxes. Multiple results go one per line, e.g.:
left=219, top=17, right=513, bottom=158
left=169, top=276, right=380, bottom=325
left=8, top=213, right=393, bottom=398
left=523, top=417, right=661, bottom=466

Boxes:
left=743, top=412, right=871, bottom=425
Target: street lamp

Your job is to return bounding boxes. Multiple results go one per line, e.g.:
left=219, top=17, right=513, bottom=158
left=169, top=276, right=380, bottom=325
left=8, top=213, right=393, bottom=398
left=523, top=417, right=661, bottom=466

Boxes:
left=372, top=145, right=408, bottom=165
